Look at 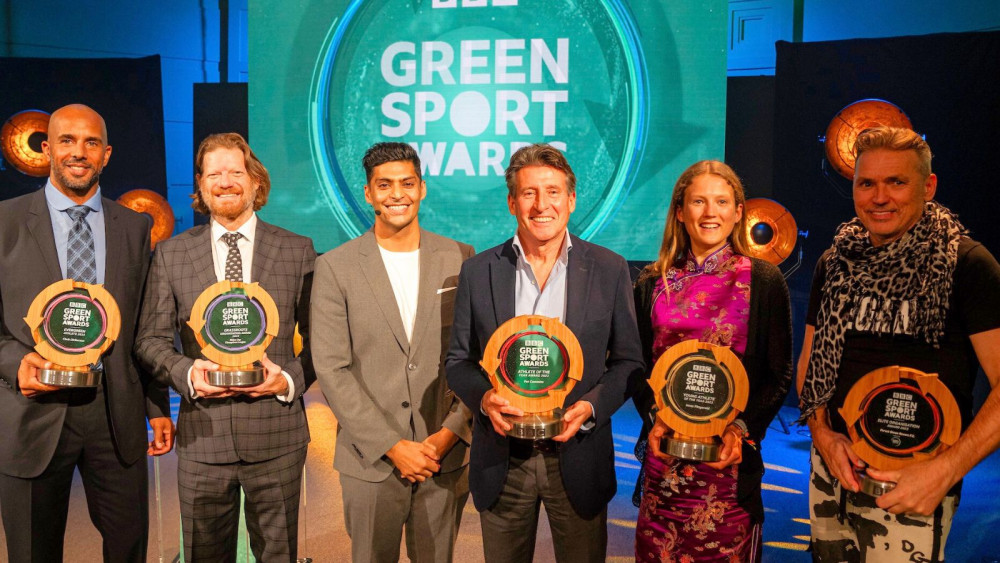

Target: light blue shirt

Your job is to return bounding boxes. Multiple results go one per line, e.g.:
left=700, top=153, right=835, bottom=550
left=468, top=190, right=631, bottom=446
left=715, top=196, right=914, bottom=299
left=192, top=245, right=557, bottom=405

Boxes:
left=512, top=230, right=572, bottom=320
left=44, top=181, right=106, bottom=284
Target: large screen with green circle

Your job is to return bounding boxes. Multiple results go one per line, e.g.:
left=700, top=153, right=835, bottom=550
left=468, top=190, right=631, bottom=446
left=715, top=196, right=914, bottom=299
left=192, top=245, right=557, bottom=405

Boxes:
left=250, top=0, right=726, bottom=258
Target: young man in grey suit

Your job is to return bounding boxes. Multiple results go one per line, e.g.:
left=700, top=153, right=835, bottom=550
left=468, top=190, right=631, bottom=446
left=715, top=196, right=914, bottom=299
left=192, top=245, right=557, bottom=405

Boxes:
left=312, top=142, right=474, bottom=562
left=135, top=133, right=316, bottom=562
left=446, top=144, right=644, bottom=562
left=0, top=104, right=173, bottom=562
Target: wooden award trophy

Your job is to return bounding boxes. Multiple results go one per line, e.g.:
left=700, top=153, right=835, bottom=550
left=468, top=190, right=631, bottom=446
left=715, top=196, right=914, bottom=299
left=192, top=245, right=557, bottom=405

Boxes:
left=25, top=279, right=121, bottom=387
left=840, top=366, right=960, bottom=497
left=189, top=281, right=279, bottom=387
left=481, top=315, right=583, bottom=440
left=648, top=340, right=749, bottom=461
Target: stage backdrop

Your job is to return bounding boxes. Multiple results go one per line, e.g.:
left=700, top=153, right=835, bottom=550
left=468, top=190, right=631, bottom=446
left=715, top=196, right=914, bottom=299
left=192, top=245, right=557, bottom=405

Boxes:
left=249, top=0, right=727, bottom=257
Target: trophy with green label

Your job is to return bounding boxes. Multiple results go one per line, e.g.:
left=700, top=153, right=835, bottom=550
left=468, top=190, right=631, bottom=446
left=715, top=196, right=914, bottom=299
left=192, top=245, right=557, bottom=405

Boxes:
left=648, top=340, right=749, bottom=461
left=25, top=279, right=121, bottom=387
left=840, top=366, right=960, bottom=496
left=189, top=280, right=279, bottom=387
left=481, top=315, right=583, bottom=440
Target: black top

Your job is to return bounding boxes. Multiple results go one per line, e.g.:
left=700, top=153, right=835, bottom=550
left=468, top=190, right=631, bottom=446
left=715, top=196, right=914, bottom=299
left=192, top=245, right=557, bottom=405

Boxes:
left=631, top=257, right=793, bottom=523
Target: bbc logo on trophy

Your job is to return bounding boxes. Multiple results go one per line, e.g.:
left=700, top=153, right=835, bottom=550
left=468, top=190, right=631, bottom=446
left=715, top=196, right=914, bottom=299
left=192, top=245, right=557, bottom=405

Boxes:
left=648, top=340, right=749, bottom=461
left=188, top=280, right=279, bottom=387
left=24, top=279, right=121, bottom=387
left=481, top=315, right=583, bottom=440
left=840, top=365, right=960, bottom=497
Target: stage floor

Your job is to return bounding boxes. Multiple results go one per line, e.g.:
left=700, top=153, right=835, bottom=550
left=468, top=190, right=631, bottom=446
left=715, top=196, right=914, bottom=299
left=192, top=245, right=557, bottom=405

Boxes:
left=1, top=388, right=997, bottom=561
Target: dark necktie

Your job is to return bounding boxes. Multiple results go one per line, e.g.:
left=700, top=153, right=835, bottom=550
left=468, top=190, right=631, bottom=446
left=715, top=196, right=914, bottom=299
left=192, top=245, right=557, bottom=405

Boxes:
left=66, top=205, right=97, bottom=283
left=222, top=232, right=243, bottom=282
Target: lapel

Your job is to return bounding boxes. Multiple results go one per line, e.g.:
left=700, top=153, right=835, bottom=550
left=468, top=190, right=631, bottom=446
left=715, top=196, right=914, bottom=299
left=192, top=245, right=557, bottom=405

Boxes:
left=185, top=225, right=218, bottom=291
left=251, top=219, right=279, bottom=286
left=25, top=190, right=62, bottom=282
left=407, top=229, right=438, bottom=356
left=358, top=231, right=409, bottom=353
left=489, top=239, right=517, bottom=329
left=564, top=235, right=593, bottom=334
left=102, top=198, right=125, bottom=296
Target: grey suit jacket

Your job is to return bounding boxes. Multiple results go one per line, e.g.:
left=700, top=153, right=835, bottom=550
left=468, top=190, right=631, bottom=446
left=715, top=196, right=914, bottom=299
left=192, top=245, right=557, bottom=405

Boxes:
left=0, top=189, right=170, bottom=477
left=135, top=219, right=316, bottom=464
left=312, top=229, right=474, bottom=481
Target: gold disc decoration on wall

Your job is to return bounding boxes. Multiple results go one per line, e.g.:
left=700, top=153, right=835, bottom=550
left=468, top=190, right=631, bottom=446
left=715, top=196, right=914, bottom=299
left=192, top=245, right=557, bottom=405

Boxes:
left=744, top=198, right=797, bottom=266
left=825, top=99, right=913, bottom=179
left=117, top=189, right=176, bottom=249
left=1, top=110, right=51, bottom=177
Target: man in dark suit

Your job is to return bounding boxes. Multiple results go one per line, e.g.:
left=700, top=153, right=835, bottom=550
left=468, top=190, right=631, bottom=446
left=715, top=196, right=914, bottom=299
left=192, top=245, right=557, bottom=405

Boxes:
left=135, top=133, right=315, bottom=562
left=446, top=144, right=644, bottom=562
left=0, top=103, right=173, bottom=562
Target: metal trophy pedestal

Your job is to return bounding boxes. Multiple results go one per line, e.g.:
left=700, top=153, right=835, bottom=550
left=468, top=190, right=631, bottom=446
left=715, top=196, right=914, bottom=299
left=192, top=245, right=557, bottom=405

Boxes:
left=208, top=366, right=264, bottom=387
left=38, top=366, right=102, bottom=387
left=663, top=434, right=720, bottom=462
left=860, top=472, right=896, bottom=497
left=506, top=408, right=564, bottom=440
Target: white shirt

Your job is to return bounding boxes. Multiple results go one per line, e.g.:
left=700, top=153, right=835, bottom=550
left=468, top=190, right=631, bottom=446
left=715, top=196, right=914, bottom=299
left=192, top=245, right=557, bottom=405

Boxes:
left=378, top=246, right=420, bottom=342
left=187, top=213, right=293, bottom=402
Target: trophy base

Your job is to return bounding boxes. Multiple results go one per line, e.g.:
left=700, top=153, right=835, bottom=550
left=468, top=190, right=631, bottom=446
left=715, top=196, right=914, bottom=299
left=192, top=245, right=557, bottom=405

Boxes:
left=663, top=435, right=720, bottom=462
left=38, top=367, right=102, bottom=387
left=860, top=473, right=896, bottom=497
left=506, top=409, right=564, bottom=440
left=208, top=367, right=264, bottom=387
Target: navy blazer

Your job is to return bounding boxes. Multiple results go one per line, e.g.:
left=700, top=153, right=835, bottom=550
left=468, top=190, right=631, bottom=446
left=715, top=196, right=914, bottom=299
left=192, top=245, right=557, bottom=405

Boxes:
left=445, top=234, right=644, bottom=519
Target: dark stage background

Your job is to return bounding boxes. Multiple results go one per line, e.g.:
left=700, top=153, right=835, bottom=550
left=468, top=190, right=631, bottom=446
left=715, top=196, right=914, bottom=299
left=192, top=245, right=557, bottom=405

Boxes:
left=0, top=55, right=167, bottom=201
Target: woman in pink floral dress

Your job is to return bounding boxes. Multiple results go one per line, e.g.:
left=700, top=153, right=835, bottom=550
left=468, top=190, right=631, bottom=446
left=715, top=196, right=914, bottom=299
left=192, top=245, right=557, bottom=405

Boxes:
left=632, top=161, right=792, bottom=562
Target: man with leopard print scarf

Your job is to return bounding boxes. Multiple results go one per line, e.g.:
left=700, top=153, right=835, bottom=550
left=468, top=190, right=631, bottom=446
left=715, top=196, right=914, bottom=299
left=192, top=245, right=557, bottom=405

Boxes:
left=796, top=127, right=1000, bottom=561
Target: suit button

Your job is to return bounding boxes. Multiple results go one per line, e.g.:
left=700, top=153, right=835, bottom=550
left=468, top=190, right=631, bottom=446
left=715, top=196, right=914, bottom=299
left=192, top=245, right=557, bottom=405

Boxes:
left=402, top=401, right=410, bottom=408
left=407, top=363, right=416, bottom=370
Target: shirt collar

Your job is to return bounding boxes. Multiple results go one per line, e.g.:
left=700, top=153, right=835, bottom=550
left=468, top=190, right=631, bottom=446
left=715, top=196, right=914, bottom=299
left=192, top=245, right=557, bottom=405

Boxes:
left=44, top=180, right=103, bottom=214
left=512, top=230, right=573, bottom=263
left=678, top=244, right=735, bottom=276
left=211, top=213, right=257, bottom=245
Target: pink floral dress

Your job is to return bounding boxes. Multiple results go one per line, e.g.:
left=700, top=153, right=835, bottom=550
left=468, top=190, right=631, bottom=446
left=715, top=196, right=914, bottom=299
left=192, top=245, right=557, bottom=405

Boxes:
left=635, top=245, right=759, bottom=562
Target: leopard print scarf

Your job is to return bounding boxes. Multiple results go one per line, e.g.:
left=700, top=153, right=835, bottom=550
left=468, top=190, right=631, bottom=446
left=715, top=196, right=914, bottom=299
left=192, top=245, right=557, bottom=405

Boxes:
left=798, top=201, right=966, bottom=421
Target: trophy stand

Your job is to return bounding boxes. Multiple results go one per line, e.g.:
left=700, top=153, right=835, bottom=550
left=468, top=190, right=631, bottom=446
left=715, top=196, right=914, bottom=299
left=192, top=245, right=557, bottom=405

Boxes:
left=506, top=408, right=564, bottom=440
left=208, top=363, right=264, bottom=387
left=859, top=471, right=896, bottom=497
left=38, top=364, right=103, bottom=387
left=664, top=433, right=721, bottom=462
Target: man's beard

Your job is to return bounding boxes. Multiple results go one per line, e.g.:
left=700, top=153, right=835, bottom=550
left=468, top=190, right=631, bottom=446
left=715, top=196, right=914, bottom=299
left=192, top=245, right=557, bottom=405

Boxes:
left=52, top=160, right=101, bottom=194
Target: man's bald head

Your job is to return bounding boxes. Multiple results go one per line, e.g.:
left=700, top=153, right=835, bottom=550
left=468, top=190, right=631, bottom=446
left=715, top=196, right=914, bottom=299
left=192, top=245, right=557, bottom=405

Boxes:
left=42, top=104, right=112, bottom=201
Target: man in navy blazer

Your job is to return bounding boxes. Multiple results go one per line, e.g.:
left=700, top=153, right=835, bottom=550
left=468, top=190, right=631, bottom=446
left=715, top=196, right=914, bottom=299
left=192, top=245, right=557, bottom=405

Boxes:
left=446, top=144, right=644, bottom=562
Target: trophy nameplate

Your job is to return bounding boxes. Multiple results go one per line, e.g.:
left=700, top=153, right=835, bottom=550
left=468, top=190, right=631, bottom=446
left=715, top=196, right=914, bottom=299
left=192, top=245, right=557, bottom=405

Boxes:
left=481, top=315, right=583, bottom=440
left=189, top=281, right=279, bottom=387
left=648, top=340, right=749, bottom=462
left=25, top=279, right=121, bottom=387
left=840, top=366, right=960, bottom=497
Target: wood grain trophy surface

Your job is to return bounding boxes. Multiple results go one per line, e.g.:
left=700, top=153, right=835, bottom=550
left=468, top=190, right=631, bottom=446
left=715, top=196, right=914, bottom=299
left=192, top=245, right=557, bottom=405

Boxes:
left=648, top=340, right=749, bottom=461
left=25, top=279, right=121, bottom=386
left=189, top=280, right=279, bottom=386
left=481, top=315, right=583, bottom=439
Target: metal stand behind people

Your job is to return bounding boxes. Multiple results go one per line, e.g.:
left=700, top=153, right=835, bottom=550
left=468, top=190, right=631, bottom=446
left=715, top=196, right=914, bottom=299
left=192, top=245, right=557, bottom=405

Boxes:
left=296, top=466, right=312, bottom=563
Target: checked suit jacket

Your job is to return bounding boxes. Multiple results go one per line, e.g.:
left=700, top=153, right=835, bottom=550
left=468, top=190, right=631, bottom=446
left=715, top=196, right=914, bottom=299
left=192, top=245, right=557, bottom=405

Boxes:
left=135, top=219, right=316, bottom=463
left=0, top=189, right=170, bottom=477
left=445, top=235, right=645, bottom=519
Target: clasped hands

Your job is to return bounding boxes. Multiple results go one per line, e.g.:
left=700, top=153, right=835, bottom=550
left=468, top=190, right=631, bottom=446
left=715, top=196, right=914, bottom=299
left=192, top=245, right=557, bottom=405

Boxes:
left=387, top=428, right=460, bottom=483
left=190, top=352, right=288, bottom=399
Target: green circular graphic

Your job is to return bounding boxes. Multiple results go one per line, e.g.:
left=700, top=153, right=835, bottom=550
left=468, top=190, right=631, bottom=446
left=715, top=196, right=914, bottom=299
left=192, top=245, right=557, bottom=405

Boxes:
left=498, top=328, right=568, bottom=397
left=663, top=354, right=732, bottom=422
left=860, top=382, right=942, bottom=457
left=310, top=0, right=648, bottom=249
left=42, top=292, right=106, bottom=353
left=203, top=291, right=267, bottom=353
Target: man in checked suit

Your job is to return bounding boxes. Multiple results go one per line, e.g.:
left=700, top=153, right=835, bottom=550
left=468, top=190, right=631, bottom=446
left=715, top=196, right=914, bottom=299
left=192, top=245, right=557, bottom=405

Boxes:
left=135, top=133, right=316, bottom=562
left=446, top=144, right=644, bottom=562
left=311, top=142, right=474, bottom=562
left=0, top=103, right=173, bottom=561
